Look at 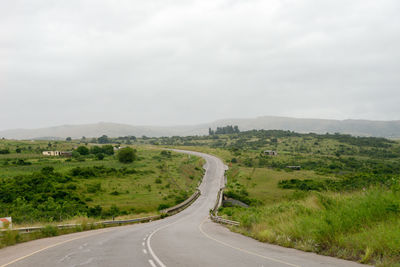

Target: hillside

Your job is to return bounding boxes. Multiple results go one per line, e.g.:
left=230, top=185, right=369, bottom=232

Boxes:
left=1, top=116, right=400, bottom=139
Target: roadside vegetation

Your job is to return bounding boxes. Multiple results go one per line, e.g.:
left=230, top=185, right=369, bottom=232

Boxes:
left=136, top=127, right=400, bottom=266
left=2, top=129, right=400, bottom=265
left=0, top=140, right=204, bottom=226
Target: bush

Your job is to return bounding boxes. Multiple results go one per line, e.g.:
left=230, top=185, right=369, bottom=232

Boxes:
left=88, top=205, right=102, bottom=217
left=158, top=203, right=170, bottom=211
left=0, top=230, right=20, bottom=246
left=96, top=153, right=105, bottom=160
left=76, top=146, right=89, bottom=155
left=0, top=149, right=10, bottom=154
left=86, top=183, right=101, bottom=193
left=41, top=225, right=59, bottom=237
left=117, top=147, right=137, bottom=163
left=102, top=145, right=114, bottom=155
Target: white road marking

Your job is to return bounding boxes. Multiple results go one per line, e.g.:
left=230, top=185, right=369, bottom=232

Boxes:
left=0, top=229, right=114, bottom=267
left=148, top=259, right=157, bottom=267
left=143, top=249, right=148, bottom=254
left=198, top=218, right=301, bottom=267
left=146, top=185, right=211, bottom=267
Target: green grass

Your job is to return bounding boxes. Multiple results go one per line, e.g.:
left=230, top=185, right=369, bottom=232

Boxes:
left=219, top=188, right=400, bottom=266
left=153, top=131, right=400, bottom=266
left=225, top=165, right=330, bottom=205
left=0, top=141, right=204, bottom=224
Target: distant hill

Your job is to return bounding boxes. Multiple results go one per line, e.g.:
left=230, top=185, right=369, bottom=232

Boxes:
left=1, top=116, right=400, bottom=140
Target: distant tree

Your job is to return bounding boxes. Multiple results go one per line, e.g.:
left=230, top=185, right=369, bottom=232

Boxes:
left=212, top=125, right=240, bottom=135
left=98, top=135, right=110, bottom=144
left=15, top=148, right=22, bottom=153
left=102, top=145, right=114, bottom=155
left=117, top=147, right=137, bottom=163
left=209, top=128, right=214, bottom=135
left=76, top=146, right=89, bottom=155
left=72, top=151, right=80, bottom=158
left=0, top=148, right=10, bottom=154
left=66, top=137, right=72, bottom=141
left=90, top=146, right=103, bottom=155
left=96, top=153, right=105, bottom=160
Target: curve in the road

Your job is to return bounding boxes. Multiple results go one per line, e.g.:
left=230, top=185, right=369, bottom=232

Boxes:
left=0, top=150, right=368, bottom=267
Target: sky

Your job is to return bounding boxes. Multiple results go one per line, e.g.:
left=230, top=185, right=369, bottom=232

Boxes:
left=1, top=0, right=400, bottom=130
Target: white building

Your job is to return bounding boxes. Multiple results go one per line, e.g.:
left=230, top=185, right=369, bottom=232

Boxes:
left=263, top=150, right=278, bottom=156
left=42, top=151, right=72, bottom=156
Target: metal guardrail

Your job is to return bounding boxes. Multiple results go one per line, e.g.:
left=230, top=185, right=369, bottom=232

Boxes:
left=210, top=174, right=240, bottom=227
left=1, top=190, right=201, bottom=235
left=210, top=214, right=240, bottom=226
left=161, top=189, right=201, bottom=215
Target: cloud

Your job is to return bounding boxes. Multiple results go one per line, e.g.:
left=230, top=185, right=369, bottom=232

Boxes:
left=1, top=0, right=399, bottom=130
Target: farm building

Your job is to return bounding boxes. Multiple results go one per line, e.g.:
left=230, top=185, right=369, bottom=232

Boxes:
left=42, top=151, right=72, bottom=157
left=263, top=150, right=278, bottom=156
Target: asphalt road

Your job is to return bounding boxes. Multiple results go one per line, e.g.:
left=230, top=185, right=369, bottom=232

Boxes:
left=0, top=150, right=367, bottom=267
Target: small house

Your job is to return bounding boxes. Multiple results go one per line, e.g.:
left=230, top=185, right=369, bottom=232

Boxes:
left=263, top=150, right=278, bottom=156
left=42, top=151, right=72, bottom=157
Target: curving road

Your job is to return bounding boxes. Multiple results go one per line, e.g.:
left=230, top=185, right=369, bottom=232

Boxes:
left=0, top=150, right=367, bottom=267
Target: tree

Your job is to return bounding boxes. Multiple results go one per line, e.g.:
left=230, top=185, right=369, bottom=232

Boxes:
left=90, top=146, right=103, bottom=155
left=102, top=145, right=114, bottom=155
left=98, top=135, right=110, bottom=144
left=66, top=137, right=72, bottom=141
left=117, top=147, right=137, bottom=163
left=96, top=153, right=105, bottom=160
left=76, top=146, right=89, bottom=155
left=15, top=148, right=22, bottom=153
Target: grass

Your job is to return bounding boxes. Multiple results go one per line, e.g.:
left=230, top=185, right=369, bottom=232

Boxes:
left=0, top=141, right=205, bottom=224
left=219, top=188, right=400, bottom=266
left=155, top=131, right=400, bottom=266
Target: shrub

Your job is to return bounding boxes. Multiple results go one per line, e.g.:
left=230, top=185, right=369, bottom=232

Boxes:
left=158, top=203, right=170, bottom=211
left=41, top=225, right=59, bottom=237
left=76, top=146, right=89, bottom=155
left=0, top=149, right=10, bottom=154
left=86, top=183, right=101, bottom=193
left=117, top=147, right=137, bottom=163
left=88, top=205, right=102, bottom=217
left=96, top=153, right=105, bottom=160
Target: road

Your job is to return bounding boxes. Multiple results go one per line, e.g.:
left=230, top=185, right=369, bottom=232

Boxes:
left=0, top=150, right=367, bottom=267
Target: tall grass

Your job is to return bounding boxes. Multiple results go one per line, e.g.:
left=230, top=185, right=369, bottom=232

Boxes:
left=220, top=188, right=400, bottom=266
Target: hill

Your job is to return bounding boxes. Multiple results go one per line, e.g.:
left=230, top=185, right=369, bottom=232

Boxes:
left=1, top=116, right=400, bottom=139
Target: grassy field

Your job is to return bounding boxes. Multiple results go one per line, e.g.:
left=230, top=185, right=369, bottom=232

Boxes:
left=142, top=129, right=400, bottom=266
left=2, top=131, right=400, bottom=265
left=0, top=140, right=204, bottom=226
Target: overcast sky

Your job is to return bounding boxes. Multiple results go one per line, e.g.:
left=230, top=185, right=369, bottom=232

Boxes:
left=1, top=0, right=399, bottom=130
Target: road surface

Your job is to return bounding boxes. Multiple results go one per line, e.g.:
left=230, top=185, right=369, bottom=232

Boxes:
left=0, top=150, right=367, bottom=267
